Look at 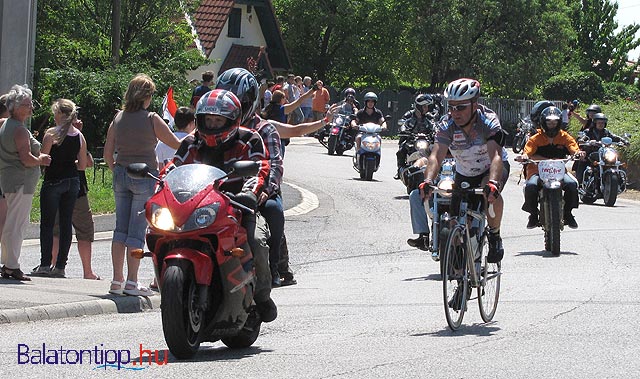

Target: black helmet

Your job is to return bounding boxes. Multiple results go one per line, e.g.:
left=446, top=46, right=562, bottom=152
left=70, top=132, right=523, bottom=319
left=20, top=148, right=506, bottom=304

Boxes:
left=593, top=112, right=608, bottom=127
left=540, top=106, right=562, bottom=138
left=586, top=104, right=602, bottom=114
left=530, top=100, right=555, bottom=127
left=344, top=87, right=356, bottom=98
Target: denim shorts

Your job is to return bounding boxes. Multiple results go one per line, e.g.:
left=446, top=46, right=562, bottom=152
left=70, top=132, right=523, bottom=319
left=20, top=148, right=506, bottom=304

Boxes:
left=112, top=164, right=157, bottom=248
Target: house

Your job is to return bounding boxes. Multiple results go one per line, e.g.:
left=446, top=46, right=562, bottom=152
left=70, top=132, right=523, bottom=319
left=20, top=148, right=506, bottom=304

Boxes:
left=188, top=0, right=291, bottom=82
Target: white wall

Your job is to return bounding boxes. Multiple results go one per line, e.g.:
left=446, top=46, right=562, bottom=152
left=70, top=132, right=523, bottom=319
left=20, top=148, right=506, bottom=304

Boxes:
left=188, top=5, right=267, bottom=83
left=0, top=0, right=38, bottom=93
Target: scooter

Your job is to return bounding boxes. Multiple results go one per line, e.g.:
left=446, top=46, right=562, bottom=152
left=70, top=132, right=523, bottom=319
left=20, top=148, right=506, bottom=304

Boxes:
left=126, top=161, right=262, bottom=359
left=353, top=122, right=383, bottom=181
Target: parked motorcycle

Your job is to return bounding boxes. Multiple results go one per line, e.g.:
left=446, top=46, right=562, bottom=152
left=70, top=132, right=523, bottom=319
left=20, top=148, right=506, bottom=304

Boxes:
left=512, top=116, right=535, bottom=154
left=353, top=122, right=383, bottom=181
left=126, top=161, right=263, bottom=359
left=327, top=113, right=355, bottom=156
left=425, top=157, right=455, bottom=274
left=516, top=157, right=574, bottom=255
left=398, top=131, right=433, bottom=194
left=578, top=135, right=630, bottom=206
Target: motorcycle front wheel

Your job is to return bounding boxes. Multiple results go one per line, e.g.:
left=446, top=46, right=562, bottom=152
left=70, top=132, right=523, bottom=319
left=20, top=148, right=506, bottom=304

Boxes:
left=543, top=189, right=562, bottom=255
left=603, top=172, right=618, bottom=207
left=327, top=135, right=337, bottom=155
left=512, top=134, right=524, bottom=153
left=161, top=263, right=202, bottom=359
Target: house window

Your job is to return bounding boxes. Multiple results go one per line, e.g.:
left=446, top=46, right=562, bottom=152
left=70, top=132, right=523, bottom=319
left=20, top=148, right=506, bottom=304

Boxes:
left=228, top=8, right=241, bottom=38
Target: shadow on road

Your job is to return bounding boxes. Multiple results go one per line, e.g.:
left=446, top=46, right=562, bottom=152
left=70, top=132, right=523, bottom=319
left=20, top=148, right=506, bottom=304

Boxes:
left=413, top=322, right=501, bottom=337
left=514, top=250, right=578, bottom=257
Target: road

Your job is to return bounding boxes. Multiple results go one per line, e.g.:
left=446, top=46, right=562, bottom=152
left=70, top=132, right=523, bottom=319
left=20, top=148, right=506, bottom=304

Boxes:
left=1, top=138, right=639, bottom=378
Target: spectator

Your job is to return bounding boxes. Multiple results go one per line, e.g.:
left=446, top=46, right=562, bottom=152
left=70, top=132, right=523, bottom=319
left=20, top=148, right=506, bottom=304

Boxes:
left=262, top=80, right=275, bottom=109
left=189, top=70, right=215, bottom=108
left=0, top=94, right=8, bottom=249
left=0, top=84, right=52, bottom=281
left=103, top=74, right=181, bottom=296
left=311, top=80, right=330, bottom=121
left=32, top=99, right=87, bottom=278
left=155, top=106, right=195, bottom=170
left=301, top=77, right=314, bottom=122
left=50, top=118, right=99, bottom=280
left=262, top=90, right=316, bottom=125
left=285, top=74, right=303, bottom=124
left=561, top=102, right=570, bottom=130
left=271, top=75, right=285, bottom=93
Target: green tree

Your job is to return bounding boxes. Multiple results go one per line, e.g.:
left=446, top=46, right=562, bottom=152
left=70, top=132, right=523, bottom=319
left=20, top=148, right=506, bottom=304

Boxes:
left=571, top=0, right=640, bottom=82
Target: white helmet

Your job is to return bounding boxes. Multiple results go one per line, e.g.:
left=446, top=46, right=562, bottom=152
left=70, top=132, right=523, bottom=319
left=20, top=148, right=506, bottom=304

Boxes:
left=444, top=78, right=480, bottom=101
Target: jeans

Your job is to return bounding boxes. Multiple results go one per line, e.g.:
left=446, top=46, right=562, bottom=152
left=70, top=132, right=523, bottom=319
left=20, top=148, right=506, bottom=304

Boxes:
left=259, top=194, right=285, bottom=274
left=409, top=189, right=429, bottom=235
left=522, top=173, right=579, bottom=215
left=112, top=165, right=156, bottom=249
left=39, top=177, right=80, bottom=269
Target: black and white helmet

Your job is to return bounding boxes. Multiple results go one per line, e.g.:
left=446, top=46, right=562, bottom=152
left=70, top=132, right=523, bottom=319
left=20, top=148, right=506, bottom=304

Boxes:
left=215, top=68, right=260, bottom=125
left=415, top=94, right=433, bottom=107
left=444, top=78, right=480, bottom=101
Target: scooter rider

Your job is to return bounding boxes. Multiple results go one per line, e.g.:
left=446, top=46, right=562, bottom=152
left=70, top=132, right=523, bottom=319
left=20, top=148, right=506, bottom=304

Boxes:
left=516, top=106, right=585, bottom=229
left=170, top=89, right=278, bottom=322
left=350, top=92, right=387, bottom=152
left=420, top=78, right=507, bottom=263
left=575, top=112, right=629, bottom=184
left=395, top=93, right=438, bottom=179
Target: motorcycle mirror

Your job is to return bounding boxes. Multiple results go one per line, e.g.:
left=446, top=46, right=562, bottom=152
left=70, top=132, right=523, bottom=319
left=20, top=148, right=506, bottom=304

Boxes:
left=231, top=161, right=260, bottom=177
left=126, top=163, right=150, bottom=179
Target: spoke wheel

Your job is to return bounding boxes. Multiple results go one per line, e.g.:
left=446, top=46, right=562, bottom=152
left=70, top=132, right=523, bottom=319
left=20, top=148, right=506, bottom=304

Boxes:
left=476, top=231, right=501, bottom=322
left=443, top=226, right=468, bottom=330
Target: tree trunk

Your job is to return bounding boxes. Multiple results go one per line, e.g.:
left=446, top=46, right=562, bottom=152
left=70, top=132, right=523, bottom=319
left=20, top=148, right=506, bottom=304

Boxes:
left=111, top=0, right=121, bottom=66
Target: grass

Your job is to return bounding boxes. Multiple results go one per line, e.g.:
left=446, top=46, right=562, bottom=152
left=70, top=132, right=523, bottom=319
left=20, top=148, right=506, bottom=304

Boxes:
left=30, top=166, right=115, bottom=222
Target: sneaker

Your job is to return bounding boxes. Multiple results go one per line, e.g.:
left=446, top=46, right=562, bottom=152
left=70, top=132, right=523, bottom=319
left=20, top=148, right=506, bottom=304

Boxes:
left=31, top=265, right=51, bottom=277
left=256, top=298, right=277, bottom=323
left=448, top=283, right=469, bottom=311
left=49, top=267, right=66, bottom=278
left=527, top=213, right=539, bottom=229
left=564, top=213, right=578, bottom=229
left=393, top=169, right=401, bottom=180
left=487, top=233, right=504, bottom=263
left=407, top=234, right=429, bottom=251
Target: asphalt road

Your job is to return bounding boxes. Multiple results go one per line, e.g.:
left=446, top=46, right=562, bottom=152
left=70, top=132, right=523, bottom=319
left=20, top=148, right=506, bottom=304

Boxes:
left=2, top=137, right=639, bottom=378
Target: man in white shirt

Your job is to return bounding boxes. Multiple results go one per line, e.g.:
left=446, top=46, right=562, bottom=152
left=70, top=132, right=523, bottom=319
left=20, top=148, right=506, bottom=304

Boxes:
left=155, top=106, right=195, bottom=170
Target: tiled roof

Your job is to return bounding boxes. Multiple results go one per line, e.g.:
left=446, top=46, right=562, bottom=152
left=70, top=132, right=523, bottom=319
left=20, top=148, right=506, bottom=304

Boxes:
left=192, top=0, right=235, bottom=57
left=218, top=44, right=274, bottom=77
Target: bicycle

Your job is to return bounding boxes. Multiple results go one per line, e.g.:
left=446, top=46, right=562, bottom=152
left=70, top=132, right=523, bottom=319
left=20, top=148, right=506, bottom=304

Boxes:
left=433, top=183, right=502, bottom=330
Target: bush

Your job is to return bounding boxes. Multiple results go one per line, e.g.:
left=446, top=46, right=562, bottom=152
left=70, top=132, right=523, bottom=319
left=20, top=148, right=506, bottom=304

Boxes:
left=541, top=71, right=604, bottom=103
left=602, top=81, right=640, bottom=102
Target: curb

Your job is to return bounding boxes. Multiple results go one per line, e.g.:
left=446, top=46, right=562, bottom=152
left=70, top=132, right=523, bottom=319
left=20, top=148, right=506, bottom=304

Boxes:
left=0, top=294, right=161, bottom=324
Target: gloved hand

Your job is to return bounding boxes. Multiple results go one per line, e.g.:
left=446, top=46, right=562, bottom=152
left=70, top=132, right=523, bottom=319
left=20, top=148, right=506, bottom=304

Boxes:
left=228, top=191, right=258, bottom=212
left=483, top=180, right=500, bottom=203
left=418, top=179, right=434, bottom=201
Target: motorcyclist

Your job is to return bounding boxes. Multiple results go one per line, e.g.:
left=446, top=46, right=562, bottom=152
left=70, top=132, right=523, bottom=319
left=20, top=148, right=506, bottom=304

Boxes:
left=571, top=103, right=601, bottom=131
left=515, top=106, right=585, bottom=229
left=337, top=87, right=360, bottom=115
left=350, top=92, right=387, bottom=152
left=421, top=78, right=507, bottom=263
left=574, top=112, right=629, bottom=184
left=216, top=68, right=296, bottom=287
left=394, top=94, right=438, bottom=180
left=170, top=89, right=278, bottom=322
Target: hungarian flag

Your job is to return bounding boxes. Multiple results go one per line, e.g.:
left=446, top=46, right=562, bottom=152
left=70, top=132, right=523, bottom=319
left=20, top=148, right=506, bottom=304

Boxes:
left=162, top=86, right=178, bottom=128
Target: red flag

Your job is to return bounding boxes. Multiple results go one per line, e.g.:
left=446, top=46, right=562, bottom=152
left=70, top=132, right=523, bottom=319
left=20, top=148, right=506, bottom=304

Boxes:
left=162, top=86, right=178, bottom=127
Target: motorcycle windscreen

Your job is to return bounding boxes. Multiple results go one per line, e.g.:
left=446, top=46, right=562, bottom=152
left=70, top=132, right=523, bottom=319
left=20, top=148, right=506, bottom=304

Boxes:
left=164, top=164, right=227, bottom=203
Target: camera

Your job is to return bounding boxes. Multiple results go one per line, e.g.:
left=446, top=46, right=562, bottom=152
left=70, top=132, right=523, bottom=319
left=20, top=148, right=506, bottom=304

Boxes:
left=312, top=83, right=320, bottom=91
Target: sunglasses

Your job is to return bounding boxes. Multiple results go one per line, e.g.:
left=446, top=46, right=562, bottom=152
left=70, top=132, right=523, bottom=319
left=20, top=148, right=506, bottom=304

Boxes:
left=447, top=102, right=473, bottom=112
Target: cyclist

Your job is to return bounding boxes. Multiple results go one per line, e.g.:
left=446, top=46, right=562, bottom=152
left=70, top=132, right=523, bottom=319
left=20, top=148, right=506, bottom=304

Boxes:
left=421, top=78, right=507, bottom=263
left=516, top=106, right=585, bottom=229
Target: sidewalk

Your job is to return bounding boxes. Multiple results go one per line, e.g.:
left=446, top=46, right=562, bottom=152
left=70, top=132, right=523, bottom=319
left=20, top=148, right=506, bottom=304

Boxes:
left=0, top=183, right=305, bottom=324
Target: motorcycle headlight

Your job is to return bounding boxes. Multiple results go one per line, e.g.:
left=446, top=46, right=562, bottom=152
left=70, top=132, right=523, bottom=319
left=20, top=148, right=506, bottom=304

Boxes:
left=362, top=140, right=381, bottom=150
left=333, top=116, right=344, bottom=125
left=185, top=203, right=220, bottom=230
left=416, top=140, right=429, bottom=151
left=151, top=205, right=175, bottom=231
left=603, top=148, right=617, bottom=164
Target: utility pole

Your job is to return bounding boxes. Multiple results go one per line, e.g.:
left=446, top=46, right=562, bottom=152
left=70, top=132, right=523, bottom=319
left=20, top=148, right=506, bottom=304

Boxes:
left=0, top=0, right=38, bottom=93
left=111, top=0, right=121, bottom=66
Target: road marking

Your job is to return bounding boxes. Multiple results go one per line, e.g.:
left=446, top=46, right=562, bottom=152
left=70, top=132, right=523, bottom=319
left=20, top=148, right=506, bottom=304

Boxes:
left=284, top=181, right=319, bottom=217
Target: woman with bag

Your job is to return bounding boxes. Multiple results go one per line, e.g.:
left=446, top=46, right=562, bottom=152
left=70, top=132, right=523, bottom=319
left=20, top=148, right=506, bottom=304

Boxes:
left=103, top=74, right=180, bottom=296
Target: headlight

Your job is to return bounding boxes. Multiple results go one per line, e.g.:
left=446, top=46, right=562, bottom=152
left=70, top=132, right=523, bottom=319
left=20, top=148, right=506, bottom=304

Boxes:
left=603, top=148, right=617, bottom=164
left=416, top=140, right=429, bottom=151
left=362, top=140, right=381, bottom=150
left=334, top=116, right=344, bottom=125
left=151, top=206, right=175, bottom=231
left=185, top=203, right=220, bottom=230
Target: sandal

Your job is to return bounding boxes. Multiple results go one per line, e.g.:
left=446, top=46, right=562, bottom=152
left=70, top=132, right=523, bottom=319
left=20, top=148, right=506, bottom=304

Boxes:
left=1, top=266, right=32, bottom=281
left=123, top=281, right=155, bottom=297
left=108, top=280, right=125, bottom=295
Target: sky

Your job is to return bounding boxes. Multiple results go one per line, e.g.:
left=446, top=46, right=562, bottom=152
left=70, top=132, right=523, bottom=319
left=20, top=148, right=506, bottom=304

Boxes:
left=615, top=0, right=640, bottom=60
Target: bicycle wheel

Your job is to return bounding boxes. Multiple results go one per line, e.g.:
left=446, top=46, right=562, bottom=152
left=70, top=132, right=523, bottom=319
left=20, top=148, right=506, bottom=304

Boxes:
left=443, top=225, right=468, bottom=330
left=477, top=230, right=501, bottom=322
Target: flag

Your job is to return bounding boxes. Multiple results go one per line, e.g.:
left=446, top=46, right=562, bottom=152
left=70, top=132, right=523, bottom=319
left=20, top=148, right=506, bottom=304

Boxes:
left=162, top=86, right=178, bottom=128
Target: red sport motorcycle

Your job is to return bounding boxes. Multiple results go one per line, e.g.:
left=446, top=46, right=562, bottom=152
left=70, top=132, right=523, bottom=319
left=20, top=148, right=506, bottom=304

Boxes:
left=127, top=161, right=262, bottom=359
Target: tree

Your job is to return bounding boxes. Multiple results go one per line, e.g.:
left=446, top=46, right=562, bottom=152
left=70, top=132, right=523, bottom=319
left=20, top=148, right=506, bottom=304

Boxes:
left=571, top=0, right=640, bottom=82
